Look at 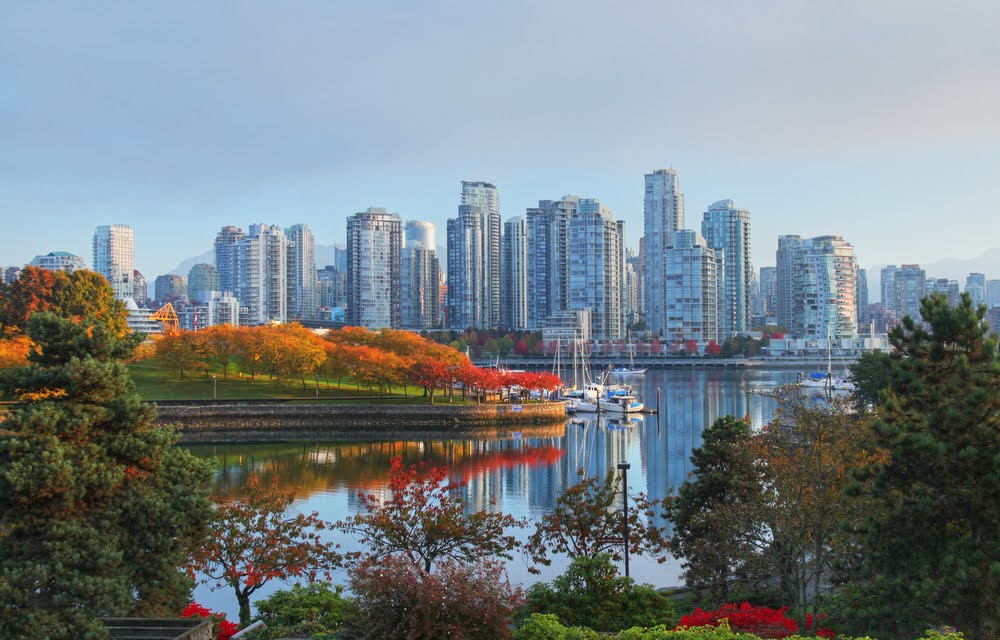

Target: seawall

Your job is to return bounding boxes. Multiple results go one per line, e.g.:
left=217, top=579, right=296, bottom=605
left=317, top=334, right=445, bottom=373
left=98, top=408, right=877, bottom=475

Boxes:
left=155, top=402, right=567, bottom=444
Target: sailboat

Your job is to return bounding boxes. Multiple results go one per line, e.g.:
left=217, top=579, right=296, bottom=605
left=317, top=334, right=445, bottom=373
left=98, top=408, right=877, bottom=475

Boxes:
left=610, top=331, right=647, bottom=376
left=798, top=333, right=856, bottom=393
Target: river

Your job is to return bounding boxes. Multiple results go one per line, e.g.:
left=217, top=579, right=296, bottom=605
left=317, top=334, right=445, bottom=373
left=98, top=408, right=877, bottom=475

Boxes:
left=186, top=367, right=799, bottom=620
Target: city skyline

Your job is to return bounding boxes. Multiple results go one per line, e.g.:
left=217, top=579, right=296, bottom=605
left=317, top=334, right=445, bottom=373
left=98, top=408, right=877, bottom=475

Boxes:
left=2, top=2, right=999, bottom=281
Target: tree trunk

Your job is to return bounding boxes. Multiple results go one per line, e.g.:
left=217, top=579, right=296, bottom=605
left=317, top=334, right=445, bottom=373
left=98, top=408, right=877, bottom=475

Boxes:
left=237, top=591, right=252, bottom=627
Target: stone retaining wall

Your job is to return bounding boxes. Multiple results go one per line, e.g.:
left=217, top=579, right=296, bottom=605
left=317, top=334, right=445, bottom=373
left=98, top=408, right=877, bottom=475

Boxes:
left=156, top=402, right=567, bottom=444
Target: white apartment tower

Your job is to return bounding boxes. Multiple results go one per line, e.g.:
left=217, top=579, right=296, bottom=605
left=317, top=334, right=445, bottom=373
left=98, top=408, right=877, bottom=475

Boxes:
left=285, top=224, right=318, bottom=321
left=92, top=224, right=135, bottom=301
left=502, top=216, right=529, bottom=329
left=347, top=208, right=402, bottom=329
left=663, top=230, right=722, bottom=344
left=460, top=181, right=502, bottom=328
left=239, top=224, right=290, bottom=325
left=525, top=196, right=579, bottom=329
left=776, top=235, right=858, bottom=339
left=702, top=199, right=752, bottom=337
left=643, top=169, right=684, bottom=335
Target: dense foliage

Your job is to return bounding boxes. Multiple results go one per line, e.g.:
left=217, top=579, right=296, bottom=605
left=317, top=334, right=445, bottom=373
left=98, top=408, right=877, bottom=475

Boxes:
left=346, top=555, right=523, bottom=640
left=846, top=293, right=1000, bottom=639
left=678, top=603, right=833, bottom=639
left=250, top=583, right=350, bottom=640
left=669, top=416, right=767, bottom=604
left=0, top=312, right=212, bottom=639
left=524, top=554, right=676, bottom=632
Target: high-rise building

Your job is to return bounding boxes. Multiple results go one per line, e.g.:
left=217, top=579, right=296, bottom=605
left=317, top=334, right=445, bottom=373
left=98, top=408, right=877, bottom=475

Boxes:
left=663, top=230, right=721, bottom=344
left=132, top=270, right=147, bottom=306
left=214, top=226, right=246, bottom=295
left=759, top=266, right=777, bottom=320
left=92, top=224, right=134, bottom=301
left=187, top=263, right=221, bottom=303
left=285, top=224, right=318, bottom=321
left=346, top=208, right=402, bottom=329
left=643, top=169, right=684, bottom=335
left=856, top=267, right=869, bottom=328
left=460, top=180, right=502, bottom=328
left=446, top=205, right=485, bottom=330
left=30, top=251, right=87, bottom=273
left=525, top=195, right=578, bottom=329
left=775, top=236, right=801, bottom=331
left=927, top=278, right=960, bottom=306
left=154, top=274, right=186, bottom=304
left=238, top=224, right=290, bottom=325
left=502, top=216, right=529, bottom=330
left=568, top=199, right=625, bottom=340
left=623, top=249, right=640, bottom=330
left=701, top=199, right=751, bottom=337
left=895, top=264, right=926, bottom=322
left=966, top=272, right=986, bottom=305
left=3, top=267, right=20, bottom=284
left=987, top=279, right=1000, bottom=307
left=777, top=235, right=858, bottom=339
left=401, top=221, right=441, bottom=330
left=880, top=265, right=898, bottom=311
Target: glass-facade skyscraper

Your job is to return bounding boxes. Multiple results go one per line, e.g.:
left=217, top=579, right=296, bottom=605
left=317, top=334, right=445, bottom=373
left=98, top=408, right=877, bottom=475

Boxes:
left=92, top=224, right=134, bottom=301
left=643, top=169, right=684, bottom=335
left=701, top=199, right=751, bottom=337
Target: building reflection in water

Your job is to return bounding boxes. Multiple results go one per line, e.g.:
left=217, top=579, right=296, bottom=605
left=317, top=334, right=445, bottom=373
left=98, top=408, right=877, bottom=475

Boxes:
left=187, top=369, right=795, bottom=593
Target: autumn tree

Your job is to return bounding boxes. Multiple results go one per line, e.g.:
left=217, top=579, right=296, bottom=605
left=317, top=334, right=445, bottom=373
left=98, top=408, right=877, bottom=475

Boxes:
left=669, top=415, right=768, bottom=606
left=753, top=387, right=885, bottom=632
left=189, top=475, right=342, bottom=626
left=155, top=330, right=209, bottom=379
left=201, top=324, right=238, bottom=379
left=336, top=457, right=524, bottom=573
left=524, top=469, right=669, bottom=583
left=845, top=293, right=1000, bottom=640
left=270, top=323, right=325, bottom=390
left=0, top=313, right=212, bottom=638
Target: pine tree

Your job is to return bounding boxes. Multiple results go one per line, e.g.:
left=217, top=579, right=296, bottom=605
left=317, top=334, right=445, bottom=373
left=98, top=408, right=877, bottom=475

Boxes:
left=0, top=313, right=212, bottom=639
left=668, top=415, right=767, bottom=605
left=848, top=293, right=1000, bottom=639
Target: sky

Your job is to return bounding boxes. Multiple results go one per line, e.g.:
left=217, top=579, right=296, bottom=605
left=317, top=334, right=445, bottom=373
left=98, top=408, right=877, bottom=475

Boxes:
left=2, top=0, right=999, bottom=285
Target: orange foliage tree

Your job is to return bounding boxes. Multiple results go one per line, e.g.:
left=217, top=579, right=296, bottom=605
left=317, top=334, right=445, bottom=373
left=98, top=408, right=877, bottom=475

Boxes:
left=155, top=330, right=209, bottom=379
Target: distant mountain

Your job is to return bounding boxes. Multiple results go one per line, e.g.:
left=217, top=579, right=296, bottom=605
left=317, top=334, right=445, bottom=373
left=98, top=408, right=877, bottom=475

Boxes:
left=315, top=243, right=337, bottom=269
left=170, top=250, right=215, bottom=276
left=922, top=249, right=1000, bottom=282
left=866, top=248, right=1000, bottom=302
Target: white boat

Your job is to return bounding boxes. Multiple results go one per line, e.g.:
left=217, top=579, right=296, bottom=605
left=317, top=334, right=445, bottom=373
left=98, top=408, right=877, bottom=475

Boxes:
left=575, top=382, right=643, bottom=414
left=798, top=334, right=856, bottom=393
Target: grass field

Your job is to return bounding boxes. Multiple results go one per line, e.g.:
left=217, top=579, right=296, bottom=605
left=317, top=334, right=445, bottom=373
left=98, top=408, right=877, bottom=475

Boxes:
left=128, top=360, right=468, bottom=404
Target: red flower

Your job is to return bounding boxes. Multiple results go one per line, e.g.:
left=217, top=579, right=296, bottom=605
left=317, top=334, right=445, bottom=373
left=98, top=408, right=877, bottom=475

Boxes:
left=182, top=601, right=240, bottom=640
left=677, top=602, right=834, bottom=639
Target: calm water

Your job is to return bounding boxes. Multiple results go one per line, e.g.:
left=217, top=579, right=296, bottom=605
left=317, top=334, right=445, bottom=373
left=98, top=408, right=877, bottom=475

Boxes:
left=187, top=367, right=798, bottom=619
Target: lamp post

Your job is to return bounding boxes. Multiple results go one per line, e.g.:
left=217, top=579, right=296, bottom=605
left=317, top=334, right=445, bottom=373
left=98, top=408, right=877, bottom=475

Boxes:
left=617, top=460, right=631, bottom=577
left=315, top=373, right=320, bottom=398
left=212, top=374, right=217, bottom=401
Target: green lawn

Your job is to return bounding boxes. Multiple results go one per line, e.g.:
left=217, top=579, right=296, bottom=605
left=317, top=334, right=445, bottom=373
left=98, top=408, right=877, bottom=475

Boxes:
left=128, top=360, right=469, bottom=404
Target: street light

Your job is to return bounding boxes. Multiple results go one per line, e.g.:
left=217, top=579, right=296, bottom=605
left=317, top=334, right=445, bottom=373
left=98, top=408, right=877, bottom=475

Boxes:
left=212, top=374, right=217, bottom=401
left=617, top=460, right=631, bottom=578
left=315, top=373, right=320, bottom=398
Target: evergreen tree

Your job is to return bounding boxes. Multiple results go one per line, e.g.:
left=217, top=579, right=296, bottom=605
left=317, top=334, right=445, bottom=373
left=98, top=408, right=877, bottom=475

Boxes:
left=0, top=313, right=212, bottom=639
left=847, top=293, right=1000, bottom=639
left=668, top=415, right=767, bottom=605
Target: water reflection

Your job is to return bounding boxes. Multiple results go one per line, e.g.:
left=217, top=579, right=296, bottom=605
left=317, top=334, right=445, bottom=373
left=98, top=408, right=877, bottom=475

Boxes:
left=187, top=368, right=796, bottom=617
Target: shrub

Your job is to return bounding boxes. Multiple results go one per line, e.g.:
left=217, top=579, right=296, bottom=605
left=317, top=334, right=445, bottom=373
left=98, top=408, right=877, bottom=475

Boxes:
left=677, top=603, right=833, bottom=639
left=513, top=613, right=603, bottom=640
left=250, top=582, right=350, bottom=639
left=181, top=602, right=240, bottom=640
left=346, top=555, right=524, bottom=639
left=523, top=554, right=676, bottom=632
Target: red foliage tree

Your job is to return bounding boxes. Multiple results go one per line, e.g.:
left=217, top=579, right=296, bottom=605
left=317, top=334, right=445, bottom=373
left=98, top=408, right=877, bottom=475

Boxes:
left=336, top=457, right=524, bottom=573
left=705, top=340, right=722, bottom=356
left=188, top=475, right=342, bottom=626
left=182, top=602, right=240, bottom=640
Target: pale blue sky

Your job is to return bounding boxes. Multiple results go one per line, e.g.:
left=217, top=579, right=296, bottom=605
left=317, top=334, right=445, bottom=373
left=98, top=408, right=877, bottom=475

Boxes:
left=2, top=1, right=999, bottom=282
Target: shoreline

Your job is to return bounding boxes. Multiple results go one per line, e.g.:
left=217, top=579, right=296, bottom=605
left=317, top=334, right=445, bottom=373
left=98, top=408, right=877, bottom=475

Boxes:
left=156, top=402, right=567, bottom=444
